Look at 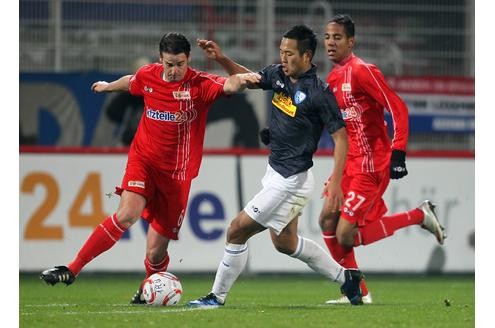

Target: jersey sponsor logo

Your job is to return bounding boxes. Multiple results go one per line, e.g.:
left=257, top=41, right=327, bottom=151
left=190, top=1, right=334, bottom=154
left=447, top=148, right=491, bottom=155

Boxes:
left=144, top=86, right=153, bottom=93
left=341, top=106, right=359, bottom=120
left=146, top=108, right=192, bottom=123
left=173, top=90, right=191, bottom=100
left=294, top=91, right=307, bottom=105
left=272, top=92, right=297, bottom=117
left=128, top=180, right=145, bottom=188
left=341, top=83, right=352, bottom=92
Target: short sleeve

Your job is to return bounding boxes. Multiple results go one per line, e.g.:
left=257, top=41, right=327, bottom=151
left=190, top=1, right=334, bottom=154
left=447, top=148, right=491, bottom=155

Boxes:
left=129, top=67, right=145, bottom=96
left=257, top=64, right=279, bottom=90
left=199, top=72, right=227, bottom=106
left=316, top=85, right=345, bottom=134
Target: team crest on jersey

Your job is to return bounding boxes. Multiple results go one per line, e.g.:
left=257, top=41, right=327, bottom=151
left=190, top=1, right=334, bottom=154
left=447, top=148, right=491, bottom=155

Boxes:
left=294, top=91, right=307, bottom=105
left=341, top=83, right=352, bottom=92
left=272, top=92, right=297, bottom=117
left=173, top=91, right=191, bottom=100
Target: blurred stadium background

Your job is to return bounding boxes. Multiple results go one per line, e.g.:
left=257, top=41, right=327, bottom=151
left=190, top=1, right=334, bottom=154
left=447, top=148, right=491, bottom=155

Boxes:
left=20, top=0, right=474, bottom=150
left=19, top=0, right=474, bottom=276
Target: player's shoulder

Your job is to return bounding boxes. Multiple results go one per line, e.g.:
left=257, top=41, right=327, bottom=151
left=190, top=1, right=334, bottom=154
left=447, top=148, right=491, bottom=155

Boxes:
left=134, top=63, right=162, bottom=80
left=189, top=68, right=225, bottom=84
left=260, top=64, right=282, bottom=76
left=137, top=63, right=161, bottom=73
left=351, top=56, right=381, bottom=75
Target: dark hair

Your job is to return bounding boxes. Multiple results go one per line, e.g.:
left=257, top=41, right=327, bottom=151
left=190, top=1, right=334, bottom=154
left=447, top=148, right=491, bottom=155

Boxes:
left=159, top=32, right=191, bottom=56
left=283, top=25, right=317, bottom=59
left=328, top=14, right=355, bottom=38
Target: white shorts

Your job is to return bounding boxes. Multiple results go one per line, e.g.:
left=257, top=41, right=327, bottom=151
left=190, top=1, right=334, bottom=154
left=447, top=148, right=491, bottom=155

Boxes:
left=244, top=164, right=314, bottom=235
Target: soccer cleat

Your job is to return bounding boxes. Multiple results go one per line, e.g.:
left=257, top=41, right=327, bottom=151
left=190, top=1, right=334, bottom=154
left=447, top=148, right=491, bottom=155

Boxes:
left=187, top=293, right=224, bottom=308
left=340, top=269, right=363, bottom=305
left=326, top=292, right=373, bottom=305
left=419, top=200, right=446, bottom=245
left=130, top=287, right=146, bottom=305
left=40, top=266, right=76, bottom=286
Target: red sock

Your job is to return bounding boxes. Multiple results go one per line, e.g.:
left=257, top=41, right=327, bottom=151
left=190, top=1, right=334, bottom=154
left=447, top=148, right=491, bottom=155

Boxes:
left=355, top=208, right=423, bottom=246
left=322, top=232, right=369, bottom=296
left=360, top=280, right=369, bottom=296
left=144, top=254, right=170, bottom=278
left=68, top=213, right=126, bottom=275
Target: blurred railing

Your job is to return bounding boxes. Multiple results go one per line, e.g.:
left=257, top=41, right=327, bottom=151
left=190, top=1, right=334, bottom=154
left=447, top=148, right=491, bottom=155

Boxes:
left=20, top=0, right=473, bottom=77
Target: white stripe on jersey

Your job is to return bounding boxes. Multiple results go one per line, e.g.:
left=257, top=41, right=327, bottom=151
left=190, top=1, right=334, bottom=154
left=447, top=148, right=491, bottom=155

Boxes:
left=342, top=66, right=374, bottom=172
left=173, top=92, right=183, bottom=180
left=183, top=82, right=192, bottom=181
left=363, top=64, right=397, bottom=146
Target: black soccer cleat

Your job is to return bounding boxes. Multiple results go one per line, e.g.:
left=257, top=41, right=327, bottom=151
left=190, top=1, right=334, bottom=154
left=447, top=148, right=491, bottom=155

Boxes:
left=130, top=287, right=147, bottom=305
left=340, top=269, right=364, bottom=305
left=40, top=266, right=76, bottom=286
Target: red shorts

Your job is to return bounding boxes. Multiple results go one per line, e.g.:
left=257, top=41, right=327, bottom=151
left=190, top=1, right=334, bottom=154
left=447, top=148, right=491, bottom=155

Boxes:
left=116, top=158, right=192, bottom=240
left=339, top=168, right=390, bottom=227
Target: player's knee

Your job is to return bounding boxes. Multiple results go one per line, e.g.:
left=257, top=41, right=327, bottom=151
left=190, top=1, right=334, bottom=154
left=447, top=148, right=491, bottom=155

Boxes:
left=336, top=231, right=354, bottom=248
left=319, top=212, right=338, bottom=232
left=115, top=209, right=140, bottom=228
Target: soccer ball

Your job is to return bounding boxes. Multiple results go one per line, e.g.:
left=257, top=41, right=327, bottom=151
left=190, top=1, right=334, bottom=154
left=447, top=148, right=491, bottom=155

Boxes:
left=142, top=272, right=182, bottom=306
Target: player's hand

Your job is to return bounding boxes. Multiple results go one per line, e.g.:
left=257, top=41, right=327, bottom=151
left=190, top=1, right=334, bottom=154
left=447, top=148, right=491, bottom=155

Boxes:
left=390, top=149, right=408, bottom=179
left=197, top=39, right=225, bottom=60
left=237, top=72, right=261, bottom=85
left=321, top=178, right=344, bottom=212
left=91, top=81, right=109, bottom=93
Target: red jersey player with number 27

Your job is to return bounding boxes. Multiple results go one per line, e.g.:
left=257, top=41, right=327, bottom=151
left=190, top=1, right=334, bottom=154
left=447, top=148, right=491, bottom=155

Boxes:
left=40, top=32, right=261, bottom=304
left=318, top=15, right=447, bottom=304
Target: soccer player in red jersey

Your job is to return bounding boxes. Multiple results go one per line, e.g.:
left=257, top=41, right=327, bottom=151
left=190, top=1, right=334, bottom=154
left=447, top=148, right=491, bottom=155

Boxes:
left=319, top=14, right=447, bottom=304
left=40, top=32, right=261, bottom=303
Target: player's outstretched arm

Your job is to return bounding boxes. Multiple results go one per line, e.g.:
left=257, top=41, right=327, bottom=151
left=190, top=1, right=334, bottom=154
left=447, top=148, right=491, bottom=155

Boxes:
left=91, top=75, right=132, bottom=93
left=197, top=39, right=252, bottom=75
left=223, top=72, right=261, bottom=94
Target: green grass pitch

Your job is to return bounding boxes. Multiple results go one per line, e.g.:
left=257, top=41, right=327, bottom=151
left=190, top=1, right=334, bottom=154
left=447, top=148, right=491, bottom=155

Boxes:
left=20, top=273, right=474, bottom=328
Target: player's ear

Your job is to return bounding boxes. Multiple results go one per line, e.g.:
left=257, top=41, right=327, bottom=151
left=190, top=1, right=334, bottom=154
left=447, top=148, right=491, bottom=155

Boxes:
left=159, top=53, right=164, bottom=63
left=348, top=36, right=356, bottom=48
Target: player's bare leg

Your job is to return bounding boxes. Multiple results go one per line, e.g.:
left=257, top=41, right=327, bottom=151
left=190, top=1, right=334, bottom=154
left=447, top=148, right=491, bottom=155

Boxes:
left=131, top=228, right=171, bottom=304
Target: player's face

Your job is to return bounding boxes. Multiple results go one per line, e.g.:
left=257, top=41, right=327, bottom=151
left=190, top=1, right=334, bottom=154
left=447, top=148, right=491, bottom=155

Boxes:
left=279, top=38, right=311, bottom=80
left=160, top=52, right=190, bottom=82
left=324, top=22, right=355, bottom=63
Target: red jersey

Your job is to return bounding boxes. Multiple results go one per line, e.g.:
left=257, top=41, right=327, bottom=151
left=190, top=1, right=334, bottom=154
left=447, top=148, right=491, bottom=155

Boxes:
left=326, top=53, right=409, bottom=174
left=128, top=64, right=226, bottom=180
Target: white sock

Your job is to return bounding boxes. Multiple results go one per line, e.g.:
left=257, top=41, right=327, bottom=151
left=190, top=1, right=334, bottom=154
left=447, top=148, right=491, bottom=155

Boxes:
left=211, top=243, right=248, bottom=303
left=290, top=236, right=345, bottom=285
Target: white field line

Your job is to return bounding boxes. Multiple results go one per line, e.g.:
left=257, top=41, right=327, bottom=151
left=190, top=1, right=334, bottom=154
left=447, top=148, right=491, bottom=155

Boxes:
left=21, top=304, right=220, bottom=316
